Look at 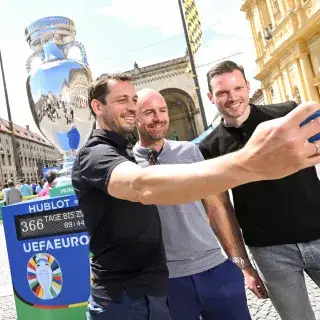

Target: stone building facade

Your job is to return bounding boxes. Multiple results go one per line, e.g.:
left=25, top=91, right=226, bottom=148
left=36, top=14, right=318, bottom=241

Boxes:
left=0, top=119, right=61, bottom=185
left=241, top=0, right=320, bottom=104
left=126, top=55, right=205, bottom=141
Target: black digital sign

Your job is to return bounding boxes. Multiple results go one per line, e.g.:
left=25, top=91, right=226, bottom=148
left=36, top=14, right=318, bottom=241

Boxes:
left=15, top=207, right=87, bottom=240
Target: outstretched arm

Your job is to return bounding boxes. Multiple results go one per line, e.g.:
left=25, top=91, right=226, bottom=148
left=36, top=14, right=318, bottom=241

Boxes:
left=107, top=102, right=320, bottom=205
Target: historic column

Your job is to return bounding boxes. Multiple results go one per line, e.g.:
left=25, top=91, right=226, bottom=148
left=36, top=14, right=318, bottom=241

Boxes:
left=290, top=62, right=307, bottom=103
left=265, top=0, right=276, bottom=27
left=262, top=85, right=272, bottom=104
left=298, top=53, right=320, bottom=101
left=293, top=0, right=302, bottom=7
left=262, top=87, right=268, bottom=104
left=277, top=0, right=286, bottom=17
left=246, top=9, right=261, bottom=57
left=283, top=0, right=294, bottom=10
left=282, top=67, right=294, bottom=100
left=276, top=72, right=287, bottom=101
left=255, top=0, right=267, bottom=30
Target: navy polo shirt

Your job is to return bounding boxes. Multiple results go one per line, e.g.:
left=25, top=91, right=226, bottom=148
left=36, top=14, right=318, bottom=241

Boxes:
left=72, top=129, right=168, bottom=301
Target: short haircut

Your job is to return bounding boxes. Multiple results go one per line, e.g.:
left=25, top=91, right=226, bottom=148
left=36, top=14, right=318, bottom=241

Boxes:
left=8, top=180, right=14, bottom=187
left=206, top=60, right=247, bottom=93
left=45, top=171, right=57, bottom=185
left=88, top=73, right=133, bottom=117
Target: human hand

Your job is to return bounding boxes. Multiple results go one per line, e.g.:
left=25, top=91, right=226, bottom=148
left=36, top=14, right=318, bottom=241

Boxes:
left=239, top=101, right=320, bottom=180
left=243, top=266, right=268, bottom=299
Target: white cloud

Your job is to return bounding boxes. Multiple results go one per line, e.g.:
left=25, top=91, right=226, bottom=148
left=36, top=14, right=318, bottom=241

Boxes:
left=97, top=0, right=252, bottom=38
left=97, top=0, right=182, bottom=36
left=198, top=0, right=251, bottom=37
left=97, top=0, right=259, bottom=87
left=97, top=0, right=262, bottom=125
left=196, top=36, right=259, bottom=86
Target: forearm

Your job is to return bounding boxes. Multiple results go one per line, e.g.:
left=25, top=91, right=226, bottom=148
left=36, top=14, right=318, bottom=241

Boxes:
left=204, top=195, right=250, bottom=263
left=133, top=150, right=255, bottom=205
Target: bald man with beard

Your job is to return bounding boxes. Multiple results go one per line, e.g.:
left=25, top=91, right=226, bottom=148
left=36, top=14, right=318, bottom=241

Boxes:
left=133, top=88, right=258, bottom=320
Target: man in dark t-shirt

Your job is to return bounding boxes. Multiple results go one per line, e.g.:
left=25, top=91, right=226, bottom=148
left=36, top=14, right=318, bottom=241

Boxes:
left=72, top=72, right=320, bottom=320
left=199, top=60, right=320, bottom=320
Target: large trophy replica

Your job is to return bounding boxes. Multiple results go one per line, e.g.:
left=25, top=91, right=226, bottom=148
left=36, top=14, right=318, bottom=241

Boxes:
left=26, top=16, right=94, bottom=185
left=0, top=16, right=93, bottom=320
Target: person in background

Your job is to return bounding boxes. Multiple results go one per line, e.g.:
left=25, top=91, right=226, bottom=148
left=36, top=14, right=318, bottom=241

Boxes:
left=35, top=181, right=43, bottom=194
left=2, top=183, right=9, bottom=205
left=38, top=171, right=57, bottom=197
left=19, top=179, right=32, bottom=197
left=6, top=180, right=22, bottom=205
left=30, top=180, right=37, bottom=195
left=171, top=129, right=180, bottom=141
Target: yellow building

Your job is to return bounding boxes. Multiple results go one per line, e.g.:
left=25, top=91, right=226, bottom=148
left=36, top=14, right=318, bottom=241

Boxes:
left=241, top=0, right=320, bottom=104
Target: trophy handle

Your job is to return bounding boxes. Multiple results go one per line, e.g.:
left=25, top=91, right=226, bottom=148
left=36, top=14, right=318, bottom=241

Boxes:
left=64, top=41, right=88, bottom=65
left=26, top=51, right=44, bottom=73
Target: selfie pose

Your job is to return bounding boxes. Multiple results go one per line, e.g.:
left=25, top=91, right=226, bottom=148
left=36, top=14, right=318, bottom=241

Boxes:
left=199, top=60, right=320, bottom=320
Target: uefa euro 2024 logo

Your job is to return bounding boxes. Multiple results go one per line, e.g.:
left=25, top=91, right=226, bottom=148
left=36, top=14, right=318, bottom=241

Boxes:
left=27, top=253, right=63, bottom=300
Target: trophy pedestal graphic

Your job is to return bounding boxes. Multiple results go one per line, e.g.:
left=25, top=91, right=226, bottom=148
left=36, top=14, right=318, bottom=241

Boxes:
left=25, top=16, right=94, bottom=185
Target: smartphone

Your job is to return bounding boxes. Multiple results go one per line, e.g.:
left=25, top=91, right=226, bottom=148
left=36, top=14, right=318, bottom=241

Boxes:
left=300, top=110, right=320, bottom=143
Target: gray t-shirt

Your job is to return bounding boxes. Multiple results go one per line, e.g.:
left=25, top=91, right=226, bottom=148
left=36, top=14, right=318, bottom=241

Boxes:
left=133, top=139, right=226, bottom=278
left=6, top=187, right=22, bottom=205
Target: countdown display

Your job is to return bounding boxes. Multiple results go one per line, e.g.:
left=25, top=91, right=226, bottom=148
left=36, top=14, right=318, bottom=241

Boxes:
left=15, top=208, right=86, bottom=240
left=2, top=194, right=90, bottom=319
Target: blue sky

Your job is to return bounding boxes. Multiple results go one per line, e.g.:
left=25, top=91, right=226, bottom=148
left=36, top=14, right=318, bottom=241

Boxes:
left=0, top=0, right=259, bottom=133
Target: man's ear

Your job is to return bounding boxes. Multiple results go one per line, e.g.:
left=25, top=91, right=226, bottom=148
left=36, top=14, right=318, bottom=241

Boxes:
left=91, top=99, right=102, bottom=116
left=207, top=92, right=215, bottom=104
left=246, top=80, right=251, bottom=93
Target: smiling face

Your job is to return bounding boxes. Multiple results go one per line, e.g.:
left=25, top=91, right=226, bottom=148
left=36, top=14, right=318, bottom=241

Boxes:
left=91, top=79, right=138, bottom=135
left=208, top=70, right=251, bottom=126
left=136, top=90, right=169, bottom=146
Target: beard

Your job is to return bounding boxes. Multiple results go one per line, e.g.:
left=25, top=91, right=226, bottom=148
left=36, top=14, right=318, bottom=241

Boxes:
left=120, top=123, right=136, bottom=133
left=146, top=122, right=168, bottom=141
left=149, top=132, right=166, bottom=141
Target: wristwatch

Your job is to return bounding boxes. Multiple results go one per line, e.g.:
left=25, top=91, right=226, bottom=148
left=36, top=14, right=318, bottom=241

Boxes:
left=229, top=257, right=251, bottom=269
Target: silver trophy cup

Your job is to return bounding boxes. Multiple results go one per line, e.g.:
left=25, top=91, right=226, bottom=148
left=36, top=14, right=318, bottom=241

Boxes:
left=25, top=16, right=94, bottom=184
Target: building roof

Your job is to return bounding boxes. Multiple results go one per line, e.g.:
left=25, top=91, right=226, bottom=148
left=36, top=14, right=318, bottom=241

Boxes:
left=249, top=89, right=263, bottom=103
left=0, top=118, right=52, bottom=147
left=126, top=55, right=189, bottom=76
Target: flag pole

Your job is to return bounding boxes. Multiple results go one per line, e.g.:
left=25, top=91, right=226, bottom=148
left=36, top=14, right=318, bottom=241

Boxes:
left=178, top=0, right=207, bottom=129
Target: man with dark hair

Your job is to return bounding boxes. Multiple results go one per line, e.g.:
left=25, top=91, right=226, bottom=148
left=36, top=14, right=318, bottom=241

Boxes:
left=206, top=60, right=247, bottom=93
left=87, top=73, right=132, bottom=118
left=199, top=60, right=320, bottom=320
left=72, top=72, right=320, bottom=320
